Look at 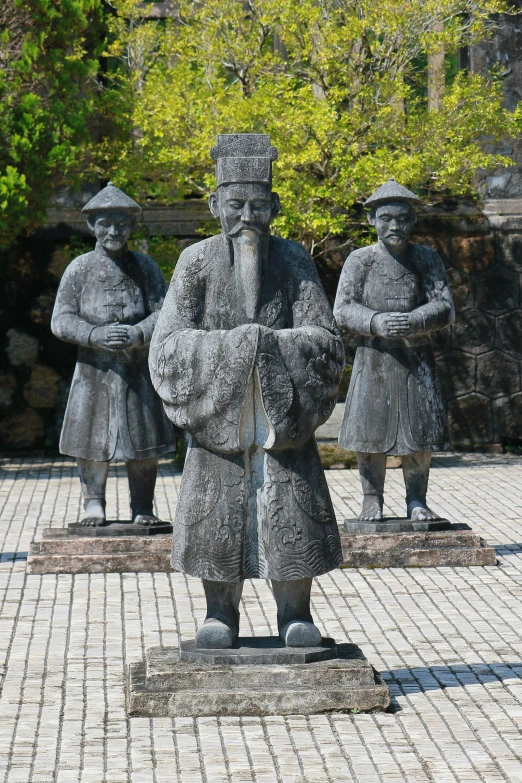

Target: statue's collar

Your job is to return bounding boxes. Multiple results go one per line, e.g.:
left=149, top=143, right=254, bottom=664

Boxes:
left=93, top=243, right=133, bottom=281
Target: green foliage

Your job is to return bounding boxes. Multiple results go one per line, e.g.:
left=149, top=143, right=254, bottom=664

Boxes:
left=0, top=0, right=104, bottom=248
left=92, top=0, right=522, bottom=254
left=128, top=233, right=182, bottom=282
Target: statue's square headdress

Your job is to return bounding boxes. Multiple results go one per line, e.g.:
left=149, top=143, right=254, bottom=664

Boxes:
left=81, top=182, right=142, bottom=219
left=211, top=134, right=278, bottom=187
left=364, top=178, right=421, bottom=209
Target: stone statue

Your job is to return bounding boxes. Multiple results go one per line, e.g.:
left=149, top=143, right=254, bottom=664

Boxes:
left=51, top=183, right=175, bottom=527
left=150, top=134, right=345, bottom=649
left=333, top=178, right=455, bottom=523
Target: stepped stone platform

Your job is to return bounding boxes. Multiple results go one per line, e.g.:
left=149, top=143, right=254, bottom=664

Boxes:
left=27, top=524, right=172, bottom=574
left=27, top=520, right=496, bottom=573
left=340, top=522, right=497, bottom=568
left=127, top=638, right=391, bottom=717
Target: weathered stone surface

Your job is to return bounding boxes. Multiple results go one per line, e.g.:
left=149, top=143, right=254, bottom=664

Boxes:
left=24, top=365, right=61, bottom=408
left=437, top=351, right=476, bottom=399
left=68, top=519, right=173, bottom=536
left=496, top=311, right=522, bottom=355
left=180, top=637, right=337, bottom=665
left=340, top=526, right=496, bottom=568
left=0, top=373, right=17, bottom=410
left=6, top=328, right=39, bottom=367
left=127, top=643, right=391, bottom=717
left=445, top=266, right=473, bottom=311
left=498, top=233, right=522, bottom=270
left=27, top=529, right=172, bottom=574
left=447, top=393, right=492, bottom=443
left=344, top=518, right=451, bottom=534
left=476, top=265, right=519, bottom=314
left=0, top=408, right=44, bottom=449
left=477, top=351, right=520, bottom=398
left=493, top=393, right=522, bottom=440
left=452, top=309, right=494, bottom=355
left=451, top=235, right=495, bottom=273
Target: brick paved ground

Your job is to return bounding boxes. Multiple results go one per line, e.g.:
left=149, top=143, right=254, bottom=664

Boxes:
left=1, top=454, right=522, bottom=782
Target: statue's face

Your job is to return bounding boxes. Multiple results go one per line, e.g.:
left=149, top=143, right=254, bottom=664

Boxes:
left=90, top=210, right=134, bottom=251
left=209, top=182, right=280, bottom=238
left=369, top=202, right=416, bottom=249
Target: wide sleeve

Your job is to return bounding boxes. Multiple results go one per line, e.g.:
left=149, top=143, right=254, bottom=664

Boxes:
left=149, top=244, right=258, bottom=454
left=256, top=243, right=345, bottom=449
left=409, top=248, right=455, bottom=334
left=51, top=255, right=95, bottom=347
left=333, top=250, right=377, bottom=336
left=133, top=254, right=168, bottom=345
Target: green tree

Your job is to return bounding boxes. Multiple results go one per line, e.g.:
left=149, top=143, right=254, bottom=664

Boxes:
left=0, top=0, right=104, bottom=248
left=95, top=0, right=522, bottom=256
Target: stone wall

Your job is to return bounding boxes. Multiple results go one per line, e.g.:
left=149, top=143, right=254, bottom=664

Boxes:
left=1, top=198, right=522, bottom=451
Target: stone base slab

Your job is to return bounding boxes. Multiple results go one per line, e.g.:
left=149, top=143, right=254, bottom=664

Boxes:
left=27, top=528, right=171, bottom=574
left=127, top=642, right=390, bottom=717
left=28, top=523, right=497, bottom=573
left=344, top=517, right=451, bottom=534
left=340, top=524, right=497, bottom=568
left=68, top=519, right=173, bottom=537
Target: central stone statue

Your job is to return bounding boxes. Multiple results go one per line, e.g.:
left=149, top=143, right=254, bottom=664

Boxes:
left=150, top=134, right=345, bottom=649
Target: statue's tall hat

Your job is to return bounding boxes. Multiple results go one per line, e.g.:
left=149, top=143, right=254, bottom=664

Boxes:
left=211, top=134, right=278, bottom=187
left=364, top=177, right=421, bottom=209
left=81, top=182, right=142, bottom=219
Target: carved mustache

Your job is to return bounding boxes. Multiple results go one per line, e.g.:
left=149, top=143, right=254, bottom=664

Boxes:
left=227, top=223, right=263, bottom=237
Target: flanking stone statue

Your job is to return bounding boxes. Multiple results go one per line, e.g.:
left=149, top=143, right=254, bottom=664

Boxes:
left=150, top=133, right=345, bottom=649
left=334, top=178, right=455, bottom=529
left=51, top=183, right=175, bottom=529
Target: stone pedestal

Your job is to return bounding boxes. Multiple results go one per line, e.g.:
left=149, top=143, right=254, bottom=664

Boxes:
left=27, top=524, right=172, bottom=574
left=127, top=638, right=390, bottom=717
left=340, top=523, right=496, bottom=568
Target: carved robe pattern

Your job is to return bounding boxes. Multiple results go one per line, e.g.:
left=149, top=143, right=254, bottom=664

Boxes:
left=334, top=242, right=455, bottom=454
left=150, top=234, right=345, bottom=581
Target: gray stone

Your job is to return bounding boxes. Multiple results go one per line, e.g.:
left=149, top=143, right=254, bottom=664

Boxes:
left=334, top=185, right=454, bottom=524
left=27, top=528, right=172, bottom=574
left=344, top=518, right=451, bottom=534
left=51, top=182, right=175, bottom=528
left=448, top=393, right=492, bottom=445
left=148, top=133, right=345, bottom=648
left=340, top=525, right=496, bottom=568
left=6, top=328, right=39, bottom=367
left=68, top=519, right=173, bottom=536
left=179, top=636, right=337, bottom=665
left=452, top=309, right=494, bottom=355
left=476, top=265, right=519, bottom=314
left=477, top=351, right=520, bottom=398
left=126, top=644, right=390, bottom=717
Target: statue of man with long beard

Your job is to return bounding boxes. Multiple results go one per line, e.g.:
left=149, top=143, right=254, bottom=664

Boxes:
left=150, top=134, right=345, bottom=649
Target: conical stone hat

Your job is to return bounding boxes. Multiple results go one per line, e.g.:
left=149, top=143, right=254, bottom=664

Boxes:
left=81, top=182, right=142, bottom=217
left=364, top=177, right=421, bottom=209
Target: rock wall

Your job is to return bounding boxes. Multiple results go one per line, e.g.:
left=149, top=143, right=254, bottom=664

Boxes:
left=1, top=199, right=522, bottom=450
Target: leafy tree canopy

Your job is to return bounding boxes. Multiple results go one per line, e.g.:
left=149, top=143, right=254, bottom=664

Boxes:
left=95, top=0, right=522, bottom=254
left=0, top=0, right=103, bottom=247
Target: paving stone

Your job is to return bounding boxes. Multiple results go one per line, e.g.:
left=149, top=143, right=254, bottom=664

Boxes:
left=1, top=455, right=522, bottom=781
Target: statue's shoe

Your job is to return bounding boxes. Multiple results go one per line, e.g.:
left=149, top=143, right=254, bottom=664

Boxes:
left=133, top=514, right=163, bottom=526
left=78, top=516, right=106, bottom=527
left=195, top=619, right=237, bottom=649
left=280, top=621, right=322, bottom=648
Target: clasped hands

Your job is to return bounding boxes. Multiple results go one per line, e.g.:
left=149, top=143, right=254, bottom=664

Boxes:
left=371, top=312, right=413, bottom=338
left=90, top=323, right=143, bottom=351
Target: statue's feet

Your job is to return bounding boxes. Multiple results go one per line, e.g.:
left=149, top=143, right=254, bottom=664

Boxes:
left=195, top=619, right=238, bottom=649
left=358, top=495, right=383, bottom=521
left=79, top=499, right=106, bottom=527
left=133, top=513, right=163, bottom=527
left=408, top=501, right=440, bottom=522
left=78, top=516, right=106, bottom=527
left=280, top=621, right=322, bottom=648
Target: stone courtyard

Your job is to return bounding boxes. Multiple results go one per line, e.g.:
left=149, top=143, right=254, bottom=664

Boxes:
left=1, top=454, right=522, bottom=782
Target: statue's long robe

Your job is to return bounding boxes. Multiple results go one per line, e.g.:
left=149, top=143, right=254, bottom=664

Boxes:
left=52, top=248, right=175, bottom=461
left=150, top=234, right=345, bottom=582
left=333, top=242, right=455, bottom=455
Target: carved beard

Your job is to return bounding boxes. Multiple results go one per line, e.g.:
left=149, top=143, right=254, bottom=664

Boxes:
left=231, top=230, right=262, bottom=323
